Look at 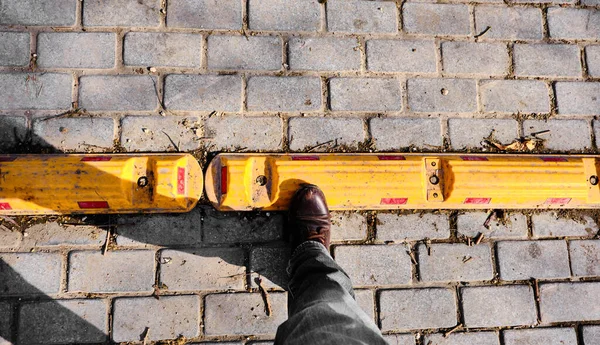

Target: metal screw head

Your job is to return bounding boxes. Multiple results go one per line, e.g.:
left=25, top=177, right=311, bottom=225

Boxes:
left=591, top=175, right=599, bottom=186
left=433, top=193, right=439, bottom=198
left=256, top=175, right=267, bottom=186
left=431, top=161, right=437, bottom=167
left=429, top=175, right=440, bottom=185
left=137, top=176, right=149, bottom=187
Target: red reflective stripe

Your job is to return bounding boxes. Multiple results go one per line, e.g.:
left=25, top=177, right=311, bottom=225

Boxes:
left=291, top=156, right=320, bottom=161
left=81, top=156, right=112, bottom=162
left=0, top=203, right=12, bottom=210
left=381, top=198, right=408, bottom=205
left=541, top=157, right=568, bottom=162
left=220, top=166, right=228, bottom=195
left=0, top=156, right=16, bottom=162
left=545, top=198, right=571, bottom=204
left=78, top=201, right=109, bottom=209
left=377, top=155, right=406, bottom=160
left=177, top=167, right=186, bottom=195
left=464, top=198, right=491, bottom=204
left=460, top=156, right=488, bottom=161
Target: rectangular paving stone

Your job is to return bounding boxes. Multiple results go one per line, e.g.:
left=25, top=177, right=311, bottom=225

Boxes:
left=207, top=35, right=282, bottom=71
left=164, top=74, right=241, bottom=112
left=124, top=33, right=201, bottom=67
left=442, top=42, right=509, bottom=76
left=250, top=247, right=290, bottom=290
left=0, top=253, right=62, bottom=295
left=204, top=293, right=287, bottom=335
left=327, top=0, right=397, bottom=33
left=330, top=78, right=402, bottom=111
left=367, top=39, right=436, bottom=73
left=583, top=326, right=600, bottom=345
left=408, top=79, right=476, bottom=113
left=83, top=0, right=160, bottom=27
left=21, top=222, right=105, bottom=247
left=496, top=240, right=570, bottom=280
left=0, top=115, right=27, bottom=150
left=418, top=243, right=494, bottom=282
left=330, top=211, right=368, bottom=241
left=0, top=32, right=29, bottom=66
left=481, top=80, right=549, bottom=114
left=403, top=4, right=470, bottom=36
left=512, top=0, right=572, bottom=3
left=68, top=250, right=155, bottom=293
left=160, top=248, right=245, bottom=291
left=120, top=116, right=202, bottom=152
left=116, top=210, right=203, bottom=246
left=354, top=289, right=375, bottom=321
left=474, top=6, right=543, bottom=40
left=379, top=288, right=457, bottom=331
left=18, top=300, right=107, bottom=344
left=334, top=245, right=412, bottom=286
left=548, top=8, right=600, bottom=40
left=504, top=328, right=577, bottom=345
left=457, top=212, right=528, bottom=238
left=425, top=332, right=500, bottom=345
left=288, top=117, right=364, bottom=151
left=113, top=296, right=199, bottom=342
left=249, top=0, right=320, bottom=31
left=449, top=118, right=518, bottom=149
left=289, top=37, right=360, bottom=71
left=167, top=0, right=241, bottom=29
left=38, top=33, right=115, bottom=69
left=384, top=334, right=416, bottom=345
left=247, top=76, right=321, bottom=112
left=569, top=240, right=600, bottom=277
left=203, top=208, right=283, bottom=243
left=523, top=120, right=591, bottom=151
left=371, top=118, right=442, bottom=150
left=540, top=282, right=600, bottom=322
left=204, top=116, right=282, bottom=151
left=0, top=302, right=11, bottom=345
left=462, top=285, right=537, bottom=327
left=514, top=44, right=581, bottom=77
left=587, top=46, right=600, bottom=77
left=33, top=117, right=115, bottom=152
left=532, top=213, right=598, bottom=238
left=0, top=0, right=77, bottom=25
left=79, top=75, right=157, bottom=111
left=377, top=213, right=450, bottom=241
left=0, top=73, right=72, bottom=110
left=555, top=82, right=600, bottom=115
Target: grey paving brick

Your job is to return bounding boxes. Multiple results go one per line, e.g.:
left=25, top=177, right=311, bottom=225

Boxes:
left=79, top=75, right=157, bottom=111
left=335, top=245, right=412, bottom=286
left=548, top=8, right=600, bottom=40
left=68, top=250, right=155, bottom=293
left=167, top=0, right=241, bottom=29
left=457, top=212, right=528, bottom=239
left=204, top=116, right=283, bottom=151
left=403, top=4, right=470, bottom=36
left=247, top=76, right=321, bottom=112
left=481, top=80, right=550, bottom=114
left=570, top=240, right=600, bottom=277
left=514, top=44, right=581, bottom=77
left=377, top=213, right=450, bottom=242
left=0, top=73, right=72, bottom=110
left=408, top=79, right=476, bottom=113
left=587, top=46, right=600, bottom=77
left=504, top=328, right=577, bottom=345
left=204, top=293, right=287, bottom=335
left=425, top=332, right=500, bottom=345
left=462, top=285, right=537, bottom=327
left=32, top=117, right=115, bottom=152
left=327, top=0, right=397, bottom=33
left=523, top=120, right=591, bottom=151
left=289, top=37, right=360, bottom=71
left=0, top=253, right=61, bottom=296
left=0, top=32, right=29, bottom=66
left=112, top=296, right=199, bottom=342
left=120, top=116, right=202, bottom=152
left=474, top=6, right=543, bottom=40
left=249, top=0, right=320, bottom=31
left=449, top=119, right=518, bottom=149
left=0, top=115, right=27, bottom=150
left=250, top=247, right=290, bottom=290
left=418, top=243, right=494, bottom=282
left=379, top=288, right=457, bottom=331
left=18, top=300, right=107, bottom=344
left=116, top=210, right=203, bottom=246
left=583, top=326, right=600, bottom=345
left=330, top=212, right=368, bottom=241
left=0, top=227, right=20, bottom=249
left=21, top=222, right=105, bottom=247
left=354, top=289, right=375, bottom=321
left=38, top=33, right=115, bottom=69
left=83, top=0, right=160, bottom=27
left=160, top=248, right=245, bottom=291
left=124, top=33, right=201, bottom=67
left=164, top=74, right=241, bottom=111
left=497, top=240, right=570, bottom=280
left=367, top=39, right=436, bottom=73
left=207, top=35, right=282, bottom=71
left=532, top=213, right=598, bottom=238
left=540, top=282, right=600, bottom=322
left=330, top=78, right=402, bottom=111
left=0, top=302, right=11, bottom=345
left=288, top=117, right=364, bottom=151
left=203, top=208, right=283, bottom=243
left=555, top=82, right=600, bottom=115
left=370, top=118, right=442, bottom=150
left=512, top=0, right=572, bottom=3
left=383, top=334, right=416, bottom=345
left=0, top=0, right=77, bottom=26
left=442, top=42, right=509, bottom=76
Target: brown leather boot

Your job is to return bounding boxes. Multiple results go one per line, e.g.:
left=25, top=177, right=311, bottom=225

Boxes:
left=288, top=184, right=331, bottom=252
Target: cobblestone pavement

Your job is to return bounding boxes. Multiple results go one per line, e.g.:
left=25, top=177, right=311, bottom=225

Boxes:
left=1, top=0, right=600, bottom=344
